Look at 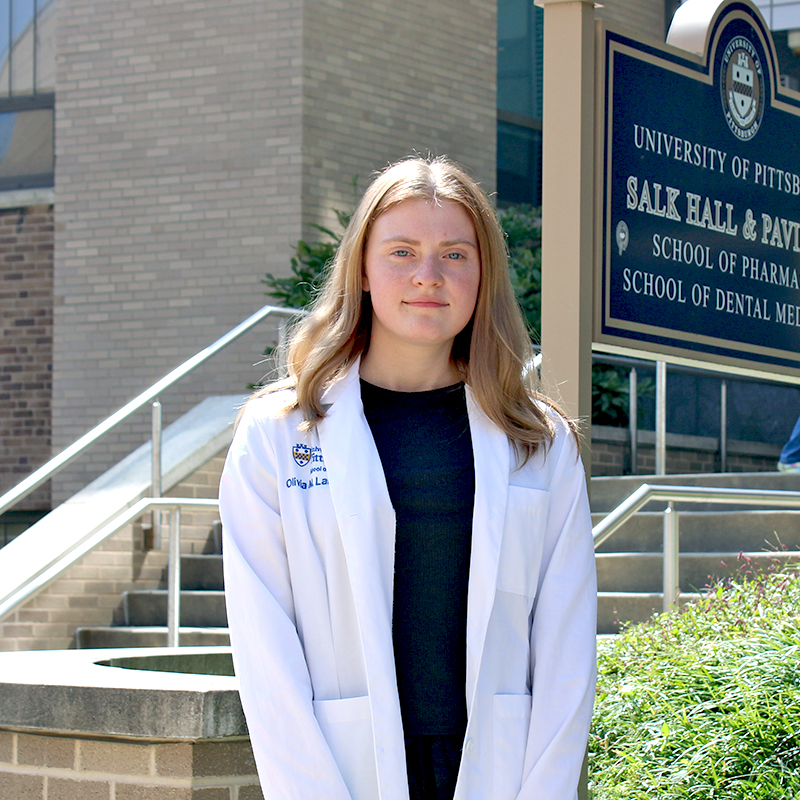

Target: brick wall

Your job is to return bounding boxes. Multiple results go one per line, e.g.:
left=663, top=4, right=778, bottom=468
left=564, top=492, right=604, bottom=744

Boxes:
left=0, top=204, right=54, bottom=511
left=301, top=0, right=496, bottom=237
left=52, top=0, right=305, bottom=503
left=0, top=731, right=263, bottom=799
left=591, top=426, right=782, bottom=477
left=0, top=453, right=225, bottom=652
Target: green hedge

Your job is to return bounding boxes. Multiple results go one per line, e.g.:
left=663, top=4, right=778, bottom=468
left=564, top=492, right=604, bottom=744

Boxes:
left=591, top=559, right=800, bottom=799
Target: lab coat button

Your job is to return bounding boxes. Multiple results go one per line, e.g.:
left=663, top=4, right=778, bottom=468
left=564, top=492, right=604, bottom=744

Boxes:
left=464, top=738, right=474, bottom=755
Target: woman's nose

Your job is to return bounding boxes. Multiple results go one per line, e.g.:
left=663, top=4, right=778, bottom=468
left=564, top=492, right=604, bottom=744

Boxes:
left=413, top=254, right=443, bottom=285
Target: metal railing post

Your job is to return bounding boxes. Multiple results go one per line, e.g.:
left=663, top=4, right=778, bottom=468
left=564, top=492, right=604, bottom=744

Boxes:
left=720, top=380, right=728, bottom=473
left=629, top=367, right=638, bottom=475
left=656, top=361, right=667, bottom=475
left=151, top=399, right=162, bottom=548
left=663, top=501, right=679, bottom=611
left=167, top=507, right=181, bottom=647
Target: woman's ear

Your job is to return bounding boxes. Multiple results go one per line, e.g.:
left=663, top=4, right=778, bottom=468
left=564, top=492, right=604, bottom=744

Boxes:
left=362, top=269, right=370, bottom=292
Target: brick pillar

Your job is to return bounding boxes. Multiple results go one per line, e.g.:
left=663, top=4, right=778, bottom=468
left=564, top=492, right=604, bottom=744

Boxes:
left=0, top=204, right=54, bottom=511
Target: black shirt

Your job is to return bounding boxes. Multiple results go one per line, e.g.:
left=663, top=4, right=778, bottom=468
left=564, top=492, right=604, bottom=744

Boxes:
left=361, top=379, right=475, bottom=736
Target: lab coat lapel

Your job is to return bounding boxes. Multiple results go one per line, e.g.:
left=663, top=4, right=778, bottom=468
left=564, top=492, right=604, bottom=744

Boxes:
left=319, top=367, right=395, bottom=617
left=464, top=388, right=510, bottom=710
left=317, top=365, right=407, bottom=799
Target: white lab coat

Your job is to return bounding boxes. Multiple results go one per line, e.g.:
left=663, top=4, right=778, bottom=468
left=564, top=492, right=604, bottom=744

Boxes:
left=220, top=363, right=597, bottom=800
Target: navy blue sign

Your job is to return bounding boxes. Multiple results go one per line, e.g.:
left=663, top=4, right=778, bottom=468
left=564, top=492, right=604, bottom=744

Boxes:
left=597, top=0, right=800, bottom=375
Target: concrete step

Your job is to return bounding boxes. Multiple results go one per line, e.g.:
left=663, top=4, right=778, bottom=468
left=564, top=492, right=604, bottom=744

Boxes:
left=598, top=592, right=701, bottom=635
left=590, top=470, right=800, bottom=513
left=592, top=510, right=800, bottom=553
left=75, top=626, right=230, bottom=649
left=596, top=550, right=800, bottom=593
left=123, top=590, right=227, bottom=627
left=180, top=554, right=224, bottom=591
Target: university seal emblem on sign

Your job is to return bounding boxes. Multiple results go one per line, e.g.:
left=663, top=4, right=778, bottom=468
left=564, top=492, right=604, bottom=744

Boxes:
left=721, top=35, right=764, bottom=141
left=292, top=443, right=312, bottom=467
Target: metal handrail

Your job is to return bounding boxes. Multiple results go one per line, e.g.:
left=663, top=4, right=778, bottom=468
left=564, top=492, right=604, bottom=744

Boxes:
left=0, top=304, right=301, bottom=518
left=593, top=483, right=800, bottom=611
left=0, top=497, right=219, bottom=640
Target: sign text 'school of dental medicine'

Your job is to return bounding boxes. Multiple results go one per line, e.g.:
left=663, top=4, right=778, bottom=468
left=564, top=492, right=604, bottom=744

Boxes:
left=596, top=0, right=800, bottom=377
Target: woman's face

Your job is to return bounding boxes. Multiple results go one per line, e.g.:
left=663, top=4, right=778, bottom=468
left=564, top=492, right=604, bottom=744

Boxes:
left=362, top=197, right=481, bottom=363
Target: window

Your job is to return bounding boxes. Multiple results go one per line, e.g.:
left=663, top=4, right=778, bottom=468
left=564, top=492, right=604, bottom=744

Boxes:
left=0, top=0, right=54, bottom=190
left=497, top=115, right=542, bottom=205
left=497, top=0, right=544, bottom=205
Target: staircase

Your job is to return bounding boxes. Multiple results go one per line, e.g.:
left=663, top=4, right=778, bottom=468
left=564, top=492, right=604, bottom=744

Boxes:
left=74, top=470, right=800, bottom=646
left=76, top=525, right=230, bottom=648
left=593, top=470, right=800, bottom=634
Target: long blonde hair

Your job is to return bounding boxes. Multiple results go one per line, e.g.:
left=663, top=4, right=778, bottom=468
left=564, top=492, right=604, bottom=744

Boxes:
left=258, top=155, right=574, bottom=463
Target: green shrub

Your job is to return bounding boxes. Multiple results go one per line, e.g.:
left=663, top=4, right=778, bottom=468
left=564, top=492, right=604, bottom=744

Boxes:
left=262, top=210, right=351, bottom=310
left=496, top=204, right=542, bottom=339
left=592, top=364, right=654, bottom=428
left=591, top=559, right=800, bottom=799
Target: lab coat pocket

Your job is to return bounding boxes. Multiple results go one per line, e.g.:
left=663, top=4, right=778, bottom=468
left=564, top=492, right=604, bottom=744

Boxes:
left=497, top=486, right=548, bottom=598
left=492, top=693, right=532, bottom=800
left=313, top=695, right=378, bottom=800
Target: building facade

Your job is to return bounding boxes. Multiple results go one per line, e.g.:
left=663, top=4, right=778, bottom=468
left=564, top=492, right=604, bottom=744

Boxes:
left=0, top=0, right=799, bottom=520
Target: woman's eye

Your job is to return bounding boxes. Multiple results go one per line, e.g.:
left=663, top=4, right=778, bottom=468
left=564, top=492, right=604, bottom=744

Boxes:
left=392, top=248, right=411, bottom=257
left=445, top=252, right=465, bottom=260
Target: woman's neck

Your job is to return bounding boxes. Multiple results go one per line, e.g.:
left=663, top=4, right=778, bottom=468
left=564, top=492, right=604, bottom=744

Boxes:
left=359, top=345, right=461, bottom=392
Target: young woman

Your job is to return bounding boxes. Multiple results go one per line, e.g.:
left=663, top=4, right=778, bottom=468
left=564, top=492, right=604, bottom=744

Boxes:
left=220, top=156, right=597, bottom=800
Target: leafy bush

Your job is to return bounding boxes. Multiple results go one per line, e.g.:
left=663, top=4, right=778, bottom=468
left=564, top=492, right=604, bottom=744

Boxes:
left=592, top=364, right=654, bottom=428
left=497, top=204, right=542, bottom=338
left=262, top=210, right=351, bottom=309
left=591, top=559, right=800, bottom=799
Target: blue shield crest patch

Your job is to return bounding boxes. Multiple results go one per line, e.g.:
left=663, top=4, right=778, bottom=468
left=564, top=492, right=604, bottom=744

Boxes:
left=292, top=443, right=312, bottom=467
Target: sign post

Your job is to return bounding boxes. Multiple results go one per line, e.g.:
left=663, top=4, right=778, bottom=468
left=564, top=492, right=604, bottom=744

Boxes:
left=541, top=0, right=596, bottom=477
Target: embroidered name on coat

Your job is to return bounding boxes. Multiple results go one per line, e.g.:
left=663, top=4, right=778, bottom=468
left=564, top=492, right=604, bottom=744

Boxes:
left=288, top=443, right=327, bottom=489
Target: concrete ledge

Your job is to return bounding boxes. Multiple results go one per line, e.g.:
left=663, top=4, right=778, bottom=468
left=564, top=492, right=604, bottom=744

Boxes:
left=0, top=188, right=54, bottom=210
left=0, top=646, right=245, bottom=741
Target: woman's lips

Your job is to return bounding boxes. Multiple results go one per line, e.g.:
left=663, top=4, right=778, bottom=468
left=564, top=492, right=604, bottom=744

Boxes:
left=404, top=299, right=447, bottom=308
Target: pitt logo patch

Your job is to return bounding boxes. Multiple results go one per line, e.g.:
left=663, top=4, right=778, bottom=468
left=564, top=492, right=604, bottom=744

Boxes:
left=292, top=443, right=312, bottom=467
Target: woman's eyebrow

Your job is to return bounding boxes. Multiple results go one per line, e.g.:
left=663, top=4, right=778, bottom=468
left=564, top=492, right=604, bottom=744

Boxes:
left=379, top=235, right=421, bottom=245
left=378, top=236, right=477, bottom=248
left=441, top=238, right=478, bottom=249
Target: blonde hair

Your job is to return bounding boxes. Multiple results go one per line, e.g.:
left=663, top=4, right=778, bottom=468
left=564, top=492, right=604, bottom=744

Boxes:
left=257, top=155, right=575, bottom=464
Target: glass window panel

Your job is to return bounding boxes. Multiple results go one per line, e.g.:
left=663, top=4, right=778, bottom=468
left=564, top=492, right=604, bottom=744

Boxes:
left=10, top=0, right=33, bottom=93
left=11, top=0, right=32, bottom=39
left=497, top=77, right=532, bottom=119
left=0, top=3, right=10, bottom=97
left=532, top=6, right=544, bottom=119
left=772, top=4, right=800, bottom=29
left=498, top=0, right=544, bottom=118
left=0, top=111, right=16, bottom=160
left=0, top=107, right=54, bottom=189
left=498, top=0, right=529, bottom=39
left=35, top=0, right=55, bottom=91
left=497, top=121, right=542, bottom=206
